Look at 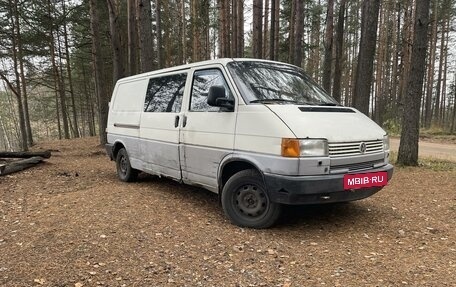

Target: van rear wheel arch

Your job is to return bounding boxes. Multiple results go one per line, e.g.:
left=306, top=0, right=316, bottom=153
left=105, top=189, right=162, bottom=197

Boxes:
left=112, top=142, right=126, bottom=160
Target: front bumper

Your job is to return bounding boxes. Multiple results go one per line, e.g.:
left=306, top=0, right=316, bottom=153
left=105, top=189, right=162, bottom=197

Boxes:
left=264, top=164, right=394, bottom=205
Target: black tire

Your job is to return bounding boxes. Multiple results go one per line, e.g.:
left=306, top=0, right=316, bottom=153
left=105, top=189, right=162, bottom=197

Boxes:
left=221, top=169, right=281, bottom=229
left=115, top=148, right=138, bottom=182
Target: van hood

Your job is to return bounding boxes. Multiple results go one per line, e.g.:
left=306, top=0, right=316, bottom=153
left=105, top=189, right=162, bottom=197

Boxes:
left=266, top=105, right=386, bottom=142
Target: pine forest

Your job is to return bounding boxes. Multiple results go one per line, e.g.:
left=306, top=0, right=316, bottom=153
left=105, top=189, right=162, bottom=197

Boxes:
left=0, top=0, right=455, bottom=166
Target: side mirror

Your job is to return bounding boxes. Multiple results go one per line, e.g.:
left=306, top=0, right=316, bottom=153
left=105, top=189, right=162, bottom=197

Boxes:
left=207, top=86, right=234, bottom=110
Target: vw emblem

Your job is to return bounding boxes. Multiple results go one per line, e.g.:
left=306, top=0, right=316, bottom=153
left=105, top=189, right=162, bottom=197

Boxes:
left=359, top=142, right=367, bottom=154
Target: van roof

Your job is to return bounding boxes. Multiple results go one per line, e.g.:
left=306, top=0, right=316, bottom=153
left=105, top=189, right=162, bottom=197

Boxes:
left=117, top=58, right=294, bottom=82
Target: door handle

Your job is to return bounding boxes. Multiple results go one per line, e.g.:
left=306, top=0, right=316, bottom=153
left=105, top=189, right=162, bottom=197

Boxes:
left=174, top=115, right=180, bottom=128
left=182, top=115, right=187, bottom=127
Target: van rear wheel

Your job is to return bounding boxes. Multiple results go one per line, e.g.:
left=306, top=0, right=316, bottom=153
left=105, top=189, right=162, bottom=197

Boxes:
left=221, top=169, right=281, bottom=229
left=116, top=148, right=138, bottom=182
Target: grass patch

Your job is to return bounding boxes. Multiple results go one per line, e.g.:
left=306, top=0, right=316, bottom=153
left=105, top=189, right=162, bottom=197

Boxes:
left=386, top=126, right=456, bottom=143
left=418, top=158, right=456, bottom=171
left=390, top=151, right=456, bottom=171
left=419, top=128, right=456, bottom=143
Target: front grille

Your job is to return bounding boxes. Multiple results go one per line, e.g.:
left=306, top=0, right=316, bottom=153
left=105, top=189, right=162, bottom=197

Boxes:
left=330, top=159, right=384, bottom=172
left=328, top=140, right=384, bottom=157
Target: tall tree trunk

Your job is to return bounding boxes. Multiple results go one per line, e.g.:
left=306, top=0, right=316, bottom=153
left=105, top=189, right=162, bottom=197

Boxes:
left=452, top=73, right=456, bottom=133
left=397, top=0, right=431, bottom=166
left=263, top=0, right=269, bottom=58
left=441, top=18, right=450, bottom=126
left=62, top=0, right=79, bottom=138
left=57, top=37, right=71, bottom=139
left=90, top=0, right=110, bottom=144
left=191, top=0, right=200, bottom=61
left=48, top=0, right=70, bottom=139
left=374, top=3, right=386, bottom=124
left=433, top=20, right=444, bottom=125
left=155, top=0, right=162, bottom=68
left=424, top=3, right=437, bottom=128
left=81, top=63, right=95, bottom=137
left=273, top=0, right=279, bottom=60
left=252, top=0, right=263, bottom=59
left=322, top=0, right=334, bottom=94
left=307, top=1, right=321, bottom=80
left=293, top=0, right=304, bottom=67
left=379, top=5, right=393, bottom=126
left=235, top=0, right=245, bottom=57
left=162, top=0, right=171, bottom=66
left=136, top=0, right=155, bottom=72
left=232, top=0, right=238, bottom=57
left=269, top=0, right=277, bottom=60
left=191, top=0, right=209, bottom=61
left=176, top=0, right=183, bottom=64
left=218, top=0, right=225, bottom=57
left=107, top=0, right=126, bottom=83
left=53, top=74, right=62, bottom=140
left=222, top=0, right=231, bottom=57
left=346, top=3, right=362, bottom=106
left=433, top=0, right=451, bottom=125
left=127, top=0, right=138, bottom=75
left=203, top=1, right=211, bottom=60
left=180, top=0, right=187, bottom=63
left=398, top=1, right=414, bottom=116
left=390, top=2, right=401, bottom=113
left=332, top=0, right=346, bottom=103
left=353, top=0, right=380, bottom=116
left=288, top=0, right=296, bottom=64
left=237, top=0, right=244, bottom=57
left=13, top=0, right=33, bottom=146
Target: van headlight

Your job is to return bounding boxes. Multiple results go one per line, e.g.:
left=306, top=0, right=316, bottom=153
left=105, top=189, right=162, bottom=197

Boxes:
left=383, top=135, right=390, bottom=151
left=281, top=138, right=328, bottom=157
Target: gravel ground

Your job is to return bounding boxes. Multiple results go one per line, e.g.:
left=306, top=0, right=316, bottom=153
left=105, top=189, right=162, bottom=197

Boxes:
left=0, top=137, right=455, bottom=287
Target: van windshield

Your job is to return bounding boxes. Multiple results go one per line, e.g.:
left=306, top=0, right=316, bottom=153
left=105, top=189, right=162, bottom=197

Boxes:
left=227, top=61, right=338, bottom=106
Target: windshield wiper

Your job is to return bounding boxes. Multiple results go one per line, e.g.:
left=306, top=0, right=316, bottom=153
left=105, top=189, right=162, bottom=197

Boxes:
left=250, top=99, right=297, bottom=104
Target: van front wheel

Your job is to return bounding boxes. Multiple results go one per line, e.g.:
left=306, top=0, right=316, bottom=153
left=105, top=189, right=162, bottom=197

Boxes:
left=116, top=148, right=138, bottom=182
left=221, top=169, right=281, bottom=229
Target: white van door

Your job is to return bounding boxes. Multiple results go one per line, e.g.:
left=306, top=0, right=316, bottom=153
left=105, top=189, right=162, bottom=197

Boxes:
left=139, top=72, right=188, bottom=179
left=180, top=67, right=237, bottom=191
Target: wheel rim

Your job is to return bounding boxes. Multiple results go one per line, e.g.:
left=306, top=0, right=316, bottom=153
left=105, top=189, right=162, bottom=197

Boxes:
left=234, top=184, right=268, bottom=219
left=119, top=154, right=128, bottom=175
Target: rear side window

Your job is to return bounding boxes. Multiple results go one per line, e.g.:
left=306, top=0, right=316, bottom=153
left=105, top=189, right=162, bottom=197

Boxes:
left=144, top=73, right=187, bottom=113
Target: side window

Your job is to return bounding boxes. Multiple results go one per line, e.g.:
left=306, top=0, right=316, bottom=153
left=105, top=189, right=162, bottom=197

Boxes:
left=144, top=73, right=187, bottom=113
left=190, top=69, right=233, bottom=112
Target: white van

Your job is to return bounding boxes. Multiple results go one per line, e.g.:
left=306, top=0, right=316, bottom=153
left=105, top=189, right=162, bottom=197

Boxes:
left=106, top=58, right=393, bottom=228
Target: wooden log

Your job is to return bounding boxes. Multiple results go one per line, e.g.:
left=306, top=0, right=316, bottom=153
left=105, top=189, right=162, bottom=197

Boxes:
left=0, top=156, right=44, bottom=176
left=0, top=150, right=51, bottom=159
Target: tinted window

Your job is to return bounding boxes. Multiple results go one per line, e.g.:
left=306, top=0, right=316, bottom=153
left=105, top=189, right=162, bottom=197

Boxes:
left=144, top=73, right=187, bottom=112
left=190, top=69, right=233, bottom=112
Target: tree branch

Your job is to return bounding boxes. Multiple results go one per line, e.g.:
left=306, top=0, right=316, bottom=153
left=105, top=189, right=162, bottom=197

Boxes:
left=0, top=72, right=20, bottom=98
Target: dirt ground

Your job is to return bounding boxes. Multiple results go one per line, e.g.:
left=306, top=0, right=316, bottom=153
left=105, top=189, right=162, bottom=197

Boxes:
left=1, top=137, right=455, bottom=287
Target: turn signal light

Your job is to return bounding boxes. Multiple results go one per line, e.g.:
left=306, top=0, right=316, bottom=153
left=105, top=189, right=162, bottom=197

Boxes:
left=281, top=138, right=300, bottom=157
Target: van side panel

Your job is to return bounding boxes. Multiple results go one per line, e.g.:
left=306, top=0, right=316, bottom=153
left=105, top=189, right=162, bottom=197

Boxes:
left=139, top=113, right=181, bottom=179
left=179, top=66, right=237, bottom=191
left=137, top=71, right=189, bottom=180
left=180, top=112, right=236, bottom=190
left=107, top=78, right=148, bottom=167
